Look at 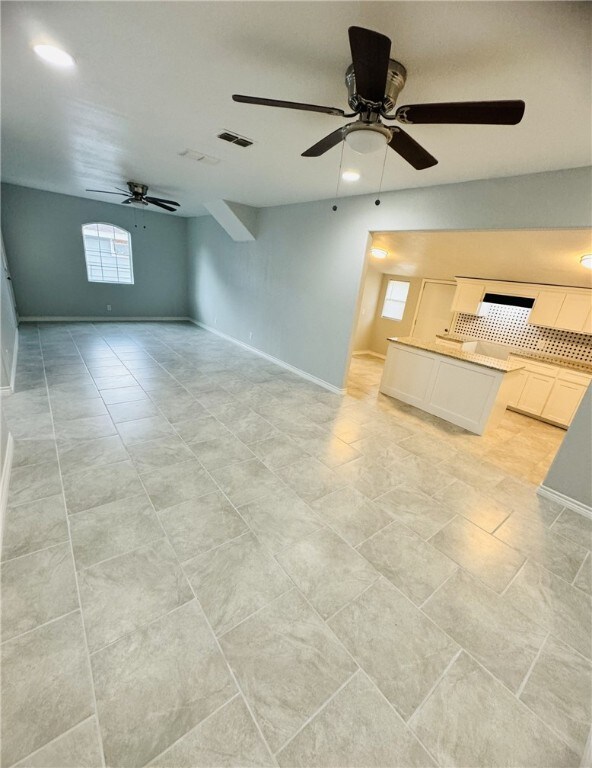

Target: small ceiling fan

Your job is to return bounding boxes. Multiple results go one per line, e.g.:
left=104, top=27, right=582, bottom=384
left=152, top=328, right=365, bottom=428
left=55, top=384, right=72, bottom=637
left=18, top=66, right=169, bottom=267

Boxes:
left=85, top=181, right=180, bottom=212
left=233, top=26, right=525, bottom=169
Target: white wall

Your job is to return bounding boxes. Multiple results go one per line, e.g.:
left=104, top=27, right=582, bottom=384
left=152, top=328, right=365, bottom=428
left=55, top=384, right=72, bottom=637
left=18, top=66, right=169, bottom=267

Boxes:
left=352, top=268, right=382, bottom=352
left=1, top=233, right=18, bottom=391
left=187, top=167, right=592, bottom=389
left=543, top=385, right=592, bottom=510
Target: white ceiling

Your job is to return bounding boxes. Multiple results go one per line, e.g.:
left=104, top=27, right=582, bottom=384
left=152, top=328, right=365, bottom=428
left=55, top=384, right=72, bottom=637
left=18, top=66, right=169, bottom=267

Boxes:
left=2, top=1, right=591, bottom=216
left=370, top=228, right=592, bottom=288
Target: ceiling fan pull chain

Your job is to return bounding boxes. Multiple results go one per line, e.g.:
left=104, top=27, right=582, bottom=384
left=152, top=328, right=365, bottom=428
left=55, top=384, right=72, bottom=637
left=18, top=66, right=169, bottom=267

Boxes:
left=375, top=143, right=388, bottom=206
left=332, top=140, right=346, bottom=211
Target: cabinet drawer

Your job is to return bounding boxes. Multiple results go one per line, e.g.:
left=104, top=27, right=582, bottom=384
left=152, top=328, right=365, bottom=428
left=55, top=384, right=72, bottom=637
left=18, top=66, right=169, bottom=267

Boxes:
left=558, top=370, right=592, bottom=386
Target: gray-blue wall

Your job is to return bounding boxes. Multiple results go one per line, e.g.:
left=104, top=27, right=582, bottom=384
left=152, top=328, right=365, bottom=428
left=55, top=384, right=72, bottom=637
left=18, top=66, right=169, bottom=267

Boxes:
left=187, top=167, right=592, bottom=390
left=1, top=183, right=189, bottom=318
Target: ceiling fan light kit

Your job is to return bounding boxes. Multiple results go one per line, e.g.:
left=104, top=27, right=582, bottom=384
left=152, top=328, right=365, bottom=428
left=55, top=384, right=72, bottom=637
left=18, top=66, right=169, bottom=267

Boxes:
left=232, top=26, right=525, bottom=168
left=85, top=181, right=180, bottom=212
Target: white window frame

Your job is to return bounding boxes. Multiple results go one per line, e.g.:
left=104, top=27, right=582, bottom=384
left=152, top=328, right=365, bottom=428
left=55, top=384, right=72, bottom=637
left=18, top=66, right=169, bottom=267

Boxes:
left=381, top=279, right=410, bottom=321
left=82, top=223, right=134, bottom=285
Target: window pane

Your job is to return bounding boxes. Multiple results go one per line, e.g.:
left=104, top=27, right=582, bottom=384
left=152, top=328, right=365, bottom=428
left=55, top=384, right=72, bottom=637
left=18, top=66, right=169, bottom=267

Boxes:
left=382, top=280, right=410, bottom=321
left=82, top=223, right=134, bottom=284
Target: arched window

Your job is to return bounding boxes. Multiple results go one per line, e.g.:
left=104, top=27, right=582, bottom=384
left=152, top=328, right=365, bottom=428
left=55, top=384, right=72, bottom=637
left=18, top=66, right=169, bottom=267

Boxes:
left=82, top=223, right=134, bottom=284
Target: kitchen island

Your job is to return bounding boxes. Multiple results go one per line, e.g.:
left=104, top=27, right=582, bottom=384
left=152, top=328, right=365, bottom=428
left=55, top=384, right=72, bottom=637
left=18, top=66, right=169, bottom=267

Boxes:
left=379, top=337, right=524, bottom=435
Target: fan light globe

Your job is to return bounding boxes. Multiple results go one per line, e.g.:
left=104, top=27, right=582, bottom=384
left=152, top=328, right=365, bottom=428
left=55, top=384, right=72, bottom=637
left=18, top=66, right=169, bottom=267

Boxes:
left=342, top=170, right=360, bottom=182
left=581, top=254, right=592, bottom=270
left=370, top=248, right=388, bottom=259
left=345, top=128, right=389, bottom=154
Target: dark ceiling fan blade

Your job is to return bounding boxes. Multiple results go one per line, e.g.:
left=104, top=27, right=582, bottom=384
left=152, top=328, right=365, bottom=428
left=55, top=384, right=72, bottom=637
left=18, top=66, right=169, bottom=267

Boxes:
left=86, top=189, right=127, bottom=195
left=145, top=196, right=180, bottom=206
left=388, top=127, right=438, bottom=170
left=348, top=26, right=391, bottom=104
left=395, top=100, right=526, bottom=125
left=148, top=200, right=177, bottom=212
left=233, top=94, right=345, bottom=117
left=301, top=126, right=347, bottom=157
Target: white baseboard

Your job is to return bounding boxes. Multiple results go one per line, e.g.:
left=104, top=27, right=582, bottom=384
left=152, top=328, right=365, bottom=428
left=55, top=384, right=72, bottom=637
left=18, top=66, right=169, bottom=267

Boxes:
left=19, top=316, right=191, bottom=322
left=189, top=319, right=346, bottom=395
left=538, top=485, right=592, bottom=520
left=352, top=349, right=386, bottom=360
left=0, top=432, right=14, bottom=555
left=10, top=327, right=18, bottom=392
left=0, top=387, right=12, bottom=396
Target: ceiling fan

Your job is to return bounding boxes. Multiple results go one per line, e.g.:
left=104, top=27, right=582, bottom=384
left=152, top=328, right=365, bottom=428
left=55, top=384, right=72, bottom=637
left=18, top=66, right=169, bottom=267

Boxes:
left=85, top=181, right=180, bottom=212
left=232, top=26, right=525, bottom=169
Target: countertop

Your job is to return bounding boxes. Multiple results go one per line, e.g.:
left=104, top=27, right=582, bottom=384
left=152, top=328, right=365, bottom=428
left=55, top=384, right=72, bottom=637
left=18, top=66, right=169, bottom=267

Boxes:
left=435, top=334, right=592, bottom=375
left=387, top=337, right=524, bottom=373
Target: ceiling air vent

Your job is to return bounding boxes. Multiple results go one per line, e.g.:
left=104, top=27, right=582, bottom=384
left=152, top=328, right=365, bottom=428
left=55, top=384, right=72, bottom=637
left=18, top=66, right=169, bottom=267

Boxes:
left=178, top=149, right=220, bottom=165
left=217, top=130, right=253, bottom=148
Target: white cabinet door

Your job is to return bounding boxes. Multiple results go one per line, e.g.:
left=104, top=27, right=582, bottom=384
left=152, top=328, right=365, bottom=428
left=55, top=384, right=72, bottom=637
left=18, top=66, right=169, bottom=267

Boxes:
left=527, top=291, right=565, bottom=327
left=542, top=380, right=588, bottom=426
left=516, top=373, right=555, bottom=415
left=555, top=293, right=592, bottom=332
left=451, top=283, right=485, bottom=315
left=506, top=369, right=528, bottom=408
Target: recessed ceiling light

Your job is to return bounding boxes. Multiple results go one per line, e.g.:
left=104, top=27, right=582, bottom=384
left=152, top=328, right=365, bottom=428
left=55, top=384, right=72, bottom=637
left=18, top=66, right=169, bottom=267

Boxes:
left=581, top=254, right=592, bottom=269
left=33, top=44, right=75, bottom=68
left=370, top=247, right=388, bottom=259
left=342, top=170, right=360, bottom=182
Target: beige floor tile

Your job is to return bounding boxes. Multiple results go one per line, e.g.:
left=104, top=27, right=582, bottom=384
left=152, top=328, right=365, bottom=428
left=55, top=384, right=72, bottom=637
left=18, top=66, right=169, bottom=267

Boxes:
left=211, top=459, right=287, bottom=507
left=116, top=415, right=174, bottom=446
left=423, top=568, right=547, bottom=692
left=141, top=459, right=217, bottom=511
left=239, top=488, right=323, bottom=553
left=106, top=399, right=159, bottom=423
left=433, top=479, right=511, bottom=532
left=359, top=523, right=457, bottom=604
left=277, top=672, right=435, bottom=768
left=92, top=601, right=236, bottom=768
left=12, top=437, right=57, bottom=468
left=7, top=461, right=62, bottom=506
left=551, top=508, right=592, bottom=549
left=328, top=579, right=459, bottom=720
left=127, top=434, right=195, bottom=472
left=250, top=433, right=308, bottom=470
left=12, top=718, right=103, bottom=768
left=63, top=460, right=144, bottom=514
left=276, top=457, right=345, bottom=503
left=220, top=589, right=356, bottom=752
left=495, top=511, right=588, bottom=582
left=190, top=434, right=254, bottom=470
left=374, top=485, right=455, bottom=540
left=520, top=635, right=592, bottom=758
left=1, top=542, right=78, bottom=642
left=149, top=696, right=274, bottom=767
left=1, top=612, right=94, bottom=767
left=276, top=528, right=378, bottom=619
left=78, top=537, right=193, bottom=652
left=2, top=494, right=68, bottom=561
left=310, top=486, right=392, bottom=546
left=58, top=434, right=129, bottom=475
left=504, top=560, right=592, bottom=659
left=159, top=491, right=248, bottom=561
left=409, top=652, right=578, bottom=768
left=430, top=516, right=525, bottom=593
left=574, top=551, right=591, bottom=595
left=54, top=415, right=117, bottom=442
left=185, top=532, right=293, bottom=636
left=69, top=493, right=162, bottom=569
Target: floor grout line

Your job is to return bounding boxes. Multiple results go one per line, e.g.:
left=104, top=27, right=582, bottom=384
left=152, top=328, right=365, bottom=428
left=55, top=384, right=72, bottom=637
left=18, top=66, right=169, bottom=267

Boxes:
left=515, top=631, right=549, bottom=699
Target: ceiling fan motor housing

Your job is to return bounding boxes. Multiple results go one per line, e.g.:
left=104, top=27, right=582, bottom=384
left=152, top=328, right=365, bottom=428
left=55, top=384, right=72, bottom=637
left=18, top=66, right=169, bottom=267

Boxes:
left=345, top=59, right=407, bottom=112
left=128, top=181, right=149, bottom=198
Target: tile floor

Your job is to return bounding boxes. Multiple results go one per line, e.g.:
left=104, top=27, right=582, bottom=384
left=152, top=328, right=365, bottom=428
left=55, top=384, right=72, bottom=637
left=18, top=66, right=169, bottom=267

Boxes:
left=1, top=325, right=590, bottom=768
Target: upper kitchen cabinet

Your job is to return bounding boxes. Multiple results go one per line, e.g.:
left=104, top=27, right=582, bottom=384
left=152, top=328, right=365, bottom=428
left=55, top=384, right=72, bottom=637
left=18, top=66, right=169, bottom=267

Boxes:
left=527, top=288, right=592, bottom=333
left=450, top=280, right=486, bottom=315
left=527, top=291, right=566, bottom=327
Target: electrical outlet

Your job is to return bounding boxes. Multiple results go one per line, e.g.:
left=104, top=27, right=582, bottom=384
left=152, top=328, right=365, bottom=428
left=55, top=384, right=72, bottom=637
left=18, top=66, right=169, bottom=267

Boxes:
left=106, top=304, right=112, bottom=312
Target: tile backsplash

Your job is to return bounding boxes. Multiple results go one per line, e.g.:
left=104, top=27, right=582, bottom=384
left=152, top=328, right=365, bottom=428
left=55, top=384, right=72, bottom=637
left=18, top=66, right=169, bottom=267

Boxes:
left=452, top=303, right=592, bottom=363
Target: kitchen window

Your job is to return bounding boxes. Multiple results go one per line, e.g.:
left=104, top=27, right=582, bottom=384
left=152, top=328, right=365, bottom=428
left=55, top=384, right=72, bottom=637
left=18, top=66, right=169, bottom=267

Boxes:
left=382, top=280, right=410, bottom=321
left=82, top=223, right=134, bottom=284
